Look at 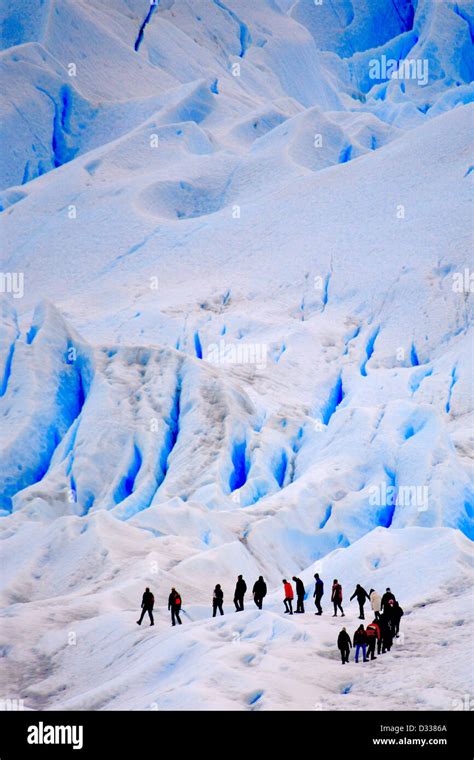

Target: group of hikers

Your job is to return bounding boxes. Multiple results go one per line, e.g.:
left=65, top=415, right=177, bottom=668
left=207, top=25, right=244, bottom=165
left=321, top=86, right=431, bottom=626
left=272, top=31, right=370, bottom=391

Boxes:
left=136, top=575, right=258, bottom=627
left=336, top=586, right=404, bottom=664
left=136, top=576, right=404, bottom=660
left=137, top=587, right=183, bottom=627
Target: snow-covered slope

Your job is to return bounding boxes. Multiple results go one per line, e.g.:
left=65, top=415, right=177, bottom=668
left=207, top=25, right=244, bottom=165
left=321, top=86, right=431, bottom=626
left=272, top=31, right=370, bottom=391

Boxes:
left=0, top=0, right=473, bottom=710
left=0, top=521, right=472, bottom=710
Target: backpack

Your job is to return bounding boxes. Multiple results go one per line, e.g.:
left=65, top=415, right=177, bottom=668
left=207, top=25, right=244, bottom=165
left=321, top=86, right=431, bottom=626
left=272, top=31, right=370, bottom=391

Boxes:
left=175, top=596, right=181, bottom=606
left=366, top=625, right=377, bottom=638
left=149, top=593, right=154, bottom=606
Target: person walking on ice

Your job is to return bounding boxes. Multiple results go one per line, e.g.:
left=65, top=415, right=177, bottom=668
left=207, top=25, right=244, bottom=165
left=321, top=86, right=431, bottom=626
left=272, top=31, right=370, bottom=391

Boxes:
left=381, top=587, right=395, bottom=614
left=350, top=584, right=370, bottom=619
left=313, top=573, right=324, bottom=615
left=137, top=587, right=154, bottom=626
left=282, top=579, right=294, bottom=614
left=233, top=574, right=247, bottom=611
left=331, top=579, right=344, bottom=616
left=392, top=600, right=404, bottom=637
left=337, top=627, right=351, bottom=664
left=213, top=584, right=224, bottom=617
left=353, top=624, right=369, bottom=662
left=168, top=587, right=182, bottom=626
left=292, top=576, right=306, bottom=613
left=365, top=619, right=380, bottom=660
left=252, top=576, right=267, bottom=609
left=379, top=613, right=394, bottom=653
left=369, top=588, right=381, bottom=619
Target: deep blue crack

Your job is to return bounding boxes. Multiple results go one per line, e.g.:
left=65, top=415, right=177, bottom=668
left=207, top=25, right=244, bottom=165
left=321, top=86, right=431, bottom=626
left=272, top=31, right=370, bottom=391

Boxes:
left=159, top=374, right=182, bottom=479
left=410, top=342, right=420, bottom=366
left=445, top=365, right=458, bottom=413
left=0, top=336, right=17, bottom=397
left=319, top=504, right=332, bottom=529
left=378, top=466, right=397, bottom=527
left=36, top=85, right=78, bottom=169
left=114, top=444, right=142, bottom=504
left=214, top=0, right=251, bottom=57
left=26, top=324, right=39, bottom=345
left=459, top=496, right=474, bottom=540
left=248, top=690, right=263, bottom=705
left=322, top=375, right=344, bottom=425
left=361, top=327, right=380, bottom=376
left=339, top=144, right=352, bottom=164
left=194, top=331, right=203, bottom=359
left=134, top=1, right=158, bottom=52
left=229, top=440, right=249, bottom=492
left=322, top=273, right=331, bottom=310
left=273, top=450, right=288, bottom=488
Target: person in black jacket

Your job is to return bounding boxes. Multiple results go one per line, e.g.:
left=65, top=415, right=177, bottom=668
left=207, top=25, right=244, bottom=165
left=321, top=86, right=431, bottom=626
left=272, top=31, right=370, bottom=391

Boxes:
left=213, top=584, right=224, bottom=617
left=234, top=575, right=247, bottom=611
left=137, top=587, right=154, bottom=626
left=350, top=584, right=370, bottom=619
left=392, top=601, right=404, bottom=636
left=377, top=615, right=385, bottom=655
left=313, top=573, right=324, bottom=615
left=168, top=587, right=182, bottom=626
left=353, top=624, right=369, bottom=663
left=379, top=613, right=394, bottom=653
left=292, top=576, right=306, bottom=613
left=253, top=576, right=267, bottom=609
left=337, top=627, right=352, bottom=664
left=381, top=587, right=396, bottom=614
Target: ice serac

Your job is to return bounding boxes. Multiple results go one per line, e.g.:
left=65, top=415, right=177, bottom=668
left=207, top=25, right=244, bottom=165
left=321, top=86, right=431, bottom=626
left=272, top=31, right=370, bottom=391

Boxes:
left=0, top=301, right=93, bottom=514
left=0, top=1, right=472, bottom=535
left=2, top=307, right=298, bottom=516
left=1, top=299, right=470, bottom=551
left=0, top=297, right=19, bottom=398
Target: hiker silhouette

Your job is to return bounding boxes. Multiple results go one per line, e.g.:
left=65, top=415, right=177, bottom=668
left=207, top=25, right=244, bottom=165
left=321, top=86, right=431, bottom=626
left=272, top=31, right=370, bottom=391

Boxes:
left=137, top=587, right=154, bottom=626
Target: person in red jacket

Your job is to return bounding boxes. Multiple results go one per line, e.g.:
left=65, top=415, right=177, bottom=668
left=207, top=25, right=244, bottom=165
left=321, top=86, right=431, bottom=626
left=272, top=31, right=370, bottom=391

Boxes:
left=365, top=619, right=380, bottom=660
left=331, top=579, right=344, bottom=617
left=282, top=579, right=294, bottom=614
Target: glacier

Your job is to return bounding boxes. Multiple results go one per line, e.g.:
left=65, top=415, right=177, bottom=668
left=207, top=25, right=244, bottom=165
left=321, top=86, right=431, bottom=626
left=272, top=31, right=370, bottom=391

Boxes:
left=0, top=0, right=473, bottom=711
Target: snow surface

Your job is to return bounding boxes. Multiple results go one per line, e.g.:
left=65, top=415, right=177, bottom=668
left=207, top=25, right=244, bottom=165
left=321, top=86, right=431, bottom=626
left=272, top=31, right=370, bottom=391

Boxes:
left=0, top=0, right=473, bottom=711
